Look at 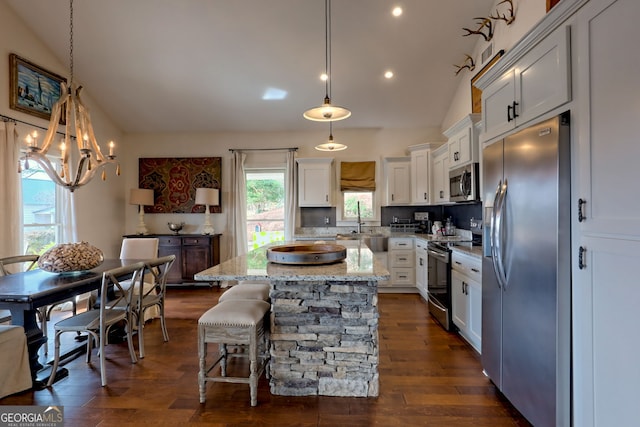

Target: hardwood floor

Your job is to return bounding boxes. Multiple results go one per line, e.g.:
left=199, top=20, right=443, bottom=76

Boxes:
left=1, top=287, right=530, bottom=426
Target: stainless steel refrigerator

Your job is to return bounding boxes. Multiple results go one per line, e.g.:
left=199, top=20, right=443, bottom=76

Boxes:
left=482, top=112, right=571, bottom=427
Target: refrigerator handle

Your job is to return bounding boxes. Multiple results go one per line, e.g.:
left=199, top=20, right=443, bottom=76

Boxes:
left=491, top=180, right=508, bottom=289
left=490, top=182, right=502, bottom=288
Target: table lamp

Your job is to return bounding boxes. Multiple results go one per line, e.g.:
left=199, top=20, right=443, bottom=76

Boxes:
left=130, top=188, right=154, bottom=235
left=195, top=188, right=219, bottom=235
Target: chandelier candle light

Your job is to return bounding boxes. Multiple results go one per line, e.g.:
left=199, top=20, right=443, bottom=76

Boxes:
left=195, top=188, right=219, bottom=235
left=130, top=188, right=154, bottom=235
left=303, top=0, right=351, bottom=122
left=18, top=0, right=119, bottom=192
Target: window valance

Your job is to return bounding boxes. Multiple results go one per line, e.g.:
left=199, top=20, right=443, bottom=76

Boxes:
left=340, top=161, right=376, bottom=191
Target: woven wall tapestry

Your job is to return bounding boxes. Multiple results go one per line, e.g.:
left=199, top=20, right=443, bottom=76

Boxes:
left=139, top=157, right=221, bottom=213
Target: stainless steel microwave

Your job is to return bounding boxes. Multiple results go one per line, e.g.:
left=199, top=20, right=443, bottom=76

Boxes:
left=449, top=163, right=479, bottom=202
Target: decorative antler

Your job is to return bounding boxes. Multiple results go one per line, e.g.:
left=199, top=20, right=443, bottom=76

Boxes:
left=462, top=17, right=494, bottom=42
left=489, top=0, right=516, bottom=25
left=454, top=54, right=476, bottom=76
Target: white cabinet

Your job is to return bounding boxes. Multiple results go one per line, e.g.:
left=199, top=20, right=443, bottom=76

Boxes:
left=481, top=25, right=571, bottom=141
left=387, top=237, right=414, bottom=287
left=431, top=144, right=449, bottom=204
left=407, top=144, right=432, bottom=205
left=415, top=238, right=428, bottom=300
left=451, top=250, right=481, bottom=353
left=572, top=0, right=640, bottom=425
left=384, top=157, right=411, bottom=206
left=297, top=158, right=333, bottom=207
left=444, top=114, right=481, bottom=169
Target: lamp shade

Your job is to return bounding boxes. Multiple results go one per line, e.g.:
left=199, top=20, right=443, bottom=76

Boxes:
left=130, top=188, right=154, bottom=206
left=195, top=188, right=219, bottom=206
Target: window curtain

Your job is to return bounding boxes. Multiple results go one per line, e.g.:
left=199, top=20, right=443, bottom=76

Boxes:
left=340, top=161, right=376, bottom=191
left=60, top=192, right=77, bottom=243
left=0, top=122, right=21, bottom=257
left=230, top=151, right=248, bottom=257
left=284, top=150, right=297, bottom=241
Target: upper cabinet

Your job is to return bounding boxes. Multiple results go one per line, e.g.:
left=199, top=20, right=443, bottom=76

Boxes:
left=480, top=25, right=571, bottom=142
left=431, top=144, right=450, bottom=204
left=297, top=158, right=334, bottom=207
left=444, top=114, right=481, bottom=170
left=407, top=143, right=432, bottom=205
left=384, top=157, right=411, bottom=206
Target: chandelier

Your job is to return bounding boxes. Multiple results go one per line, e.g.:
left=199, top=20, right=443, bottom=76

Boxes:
left=303, top=0, right=351, bottom=122
left=18, top=0, right=119, bottom=192
left=315, top=122, right=347, bottom=151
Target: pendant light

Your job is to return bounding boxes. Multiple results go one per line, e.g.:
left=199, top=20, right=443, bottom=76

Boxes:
left=303, top=0, right=351, bottom=122
left=17, top=0, right=119, bottom=192
left=315, top=122, right=347, bottom=151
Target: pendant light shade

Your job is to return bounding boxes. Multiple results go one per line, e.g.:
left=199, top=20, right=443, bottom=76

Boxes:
left=304, top=0, right=351, bottom=122
left=315, top=123, right=347, bottom=151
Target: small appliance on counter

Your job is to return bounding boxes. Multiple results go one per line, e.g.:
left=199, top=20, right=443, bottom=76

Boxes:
left=414, top=212, right=431, bottom=234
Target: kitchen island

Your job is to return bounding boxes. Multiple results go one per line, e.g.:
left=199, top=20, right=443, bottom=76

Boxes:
left=194, top=240, right=389, bottom=397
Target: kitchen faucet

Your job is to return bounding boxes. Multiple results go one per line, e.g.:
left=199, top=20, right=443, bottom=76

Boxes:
left=356, top=201, right=363, bottom=233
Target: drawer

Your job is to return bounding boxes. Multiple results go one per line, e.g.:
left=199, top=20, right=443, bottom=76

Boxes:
left=388, top=237, right=414, bottom=250
left=158, top=236, right=181, bottom=246
left=389, top=250, right=414, bottom=268
left=183, top=237, right=209, bottom=246
left=452, top=251, right=481, bottom=283
left=390, top=268, right=415, bottom=286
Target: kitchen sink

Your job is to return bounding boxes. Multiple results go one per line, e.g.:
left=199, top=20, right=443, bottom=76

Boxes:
left=336, top=233, right=388, bottom=252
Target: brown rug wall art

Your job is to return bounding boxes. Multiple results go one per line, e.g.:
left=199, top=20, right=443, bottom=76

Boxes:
left=139, top=157, right=221, bottom=213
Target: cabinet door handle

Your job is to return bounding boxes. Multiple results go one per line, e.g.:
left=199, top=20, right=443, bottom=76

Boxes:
left=512, top=101, right=519, bottom=118
left=424, top=192, right=427, bottom=200
left=439, top=190, right=444, bottom=198
left=325, top=195, right=328, bottom=202
left=578, top=246, right=587, bottom=270
left=578, top=198, right=586, bottom=222
left=471, top=268, right=480, bottom=273
left=507, top=104, right=513, bottom=122
left=455, top=261, right=462, bottom=265
left=391, top=194, right=394, bottom=201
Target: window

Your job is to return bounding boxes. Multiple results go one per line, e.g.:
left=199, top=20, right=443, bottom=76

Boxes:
left=21, top=160, right=62, bottom=255
left=343, top=192, right=374, bottom=220
left=246, top=169, right=285, bottom=250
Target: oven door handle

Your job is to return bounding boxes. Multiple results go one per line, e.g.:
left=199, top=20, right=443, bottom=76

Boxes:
left=427, top=249, right=448, bottom=262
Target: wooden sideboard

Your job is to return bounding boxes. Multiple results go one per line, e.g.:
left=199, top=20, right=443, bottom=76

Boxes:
left=123, top=234, right=221, bottom=285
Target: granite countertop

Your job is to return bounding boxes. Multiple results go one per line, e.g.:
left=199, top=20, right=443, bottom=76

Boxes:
left=195, top=240, right=390, bottom=282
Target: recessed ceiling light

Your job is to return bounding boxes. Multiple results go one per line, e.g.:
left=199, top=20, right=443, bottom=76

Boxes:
left=384, top=70, right=394, bottom=79
left=392, top=6, right=403, bottom=17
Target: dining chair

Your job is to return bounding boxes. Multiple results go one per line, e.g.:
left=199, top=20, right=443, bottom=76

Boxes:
left=134, top=255, right=175, bottom=358
left=0, top=255, right=77, bottom=354
left=46, top=262, right=145, bottom=387
left=117, top=238, right=160, bottom=321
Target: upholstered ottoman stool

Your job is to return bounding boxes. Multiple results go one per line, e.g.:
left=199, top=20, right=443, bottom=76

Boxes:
left=198, top=299, right=270, bottom=406
left=218, top=282, right=270, bottom=303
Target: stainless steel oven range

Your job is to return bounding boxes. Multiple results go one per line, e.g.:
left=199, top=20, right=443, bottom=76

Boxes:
left=427, top=241, right=454, bottom=331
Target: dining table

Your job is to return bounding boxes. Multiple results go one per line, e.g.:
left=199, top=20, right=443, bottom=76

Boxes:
left=0, top=258, right=147, bottom=388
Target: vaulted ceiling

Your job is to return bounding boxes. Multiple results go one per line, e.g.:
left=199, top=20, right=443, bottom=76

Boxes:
left=6, top=0, right=495, bottom=133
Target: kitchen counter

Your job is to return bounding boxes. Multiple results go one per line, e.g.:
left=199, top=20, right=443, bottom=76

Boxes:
left=195, top=240, right=387, bottom=398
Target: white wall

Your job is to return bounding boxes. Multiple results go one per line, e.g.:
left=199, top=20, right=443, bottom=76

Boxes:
left=441, top=0, right=546, bottom=132
left=0, top=2, right=125, bottom=257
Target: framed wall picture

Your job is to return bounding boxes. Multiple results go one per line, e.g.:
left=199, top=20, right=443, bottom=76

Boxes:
left=470, top=50, right=505, bottom=114
left=139, top=157, right=222, bottom=214
left=547, top=0, right=562, bottom=12
left=9, top=53, right=67, bottom=121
